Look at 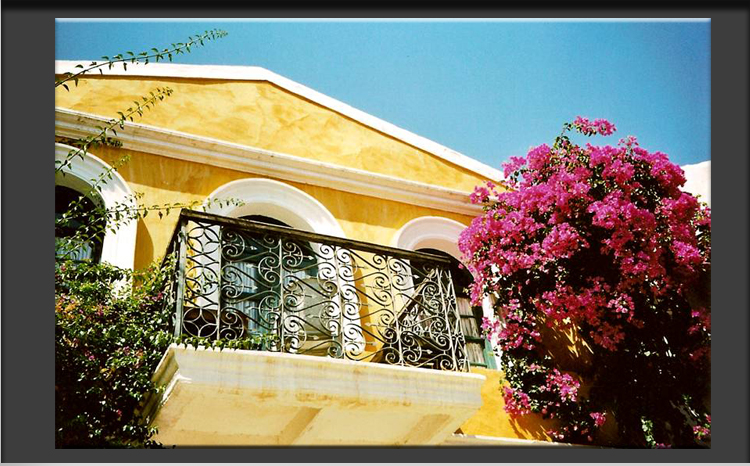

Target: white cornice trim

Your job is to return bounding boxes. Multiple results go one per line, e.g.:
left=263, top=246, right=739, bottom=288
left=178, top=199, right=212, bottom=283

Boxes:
left=55, top=60, right=504, bottom=182
left=55, top=107, right=483, bottom=216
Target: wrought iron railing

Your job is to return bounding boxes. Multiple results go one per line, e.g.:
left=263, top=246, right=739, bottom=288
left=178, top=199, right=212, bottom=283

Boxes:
left=162, top=210, right=469, bottom=372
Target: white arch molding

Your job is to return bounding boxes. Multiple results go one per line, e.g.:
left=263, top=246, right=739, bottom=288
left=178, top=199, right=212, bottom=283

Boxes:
left=204, top=178, right=345, bottom=238
left=55, top=143, right=137, bottom=270
left=392, top=216, right=467, bottom=261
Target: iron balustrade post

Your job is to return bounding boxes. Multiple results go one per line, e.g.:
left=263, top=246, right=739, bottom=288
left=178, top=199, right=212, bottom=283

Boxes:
left=442, top=267, right=467, bottom=372
left=173, top=217, right=188, bottom=339
left=277, top=234, right=284, bottom=353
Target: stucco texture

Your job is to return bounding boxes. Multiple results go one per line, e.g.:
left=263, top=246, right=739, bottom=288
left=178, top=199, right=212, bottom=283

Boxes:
left=55, top=76, right=492, bottom=193
left=78, top=145, right=474, bottom=270
left=459, top=367, right=557, bottom=441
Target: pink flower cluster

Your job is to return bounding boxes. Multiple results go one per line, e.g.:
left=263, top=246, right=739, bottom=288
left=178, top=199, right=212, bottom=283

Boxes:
left=502, top=386, right=532, bottom=417
left=590, top=412, right=607, bottom=427
left=547, top=423, right=594, bottom=442
left=469, top=185, right=492, bottom=205
left=460, top=118, right=710, bottom=352
left=542, top=223, right=588, bottom=260
left=689, top=307, right=711, bottom=335
left=541, top=369, right=580, bottom=402
left=693, top=414, right=711, bottom=441
left=537, top=280, right=608, bottom=328
left=693, top=425, right=710, bottom=440
left=482, top=308, right=541, bottom=351
left=659, top=193, right=710, bottom=279
left=460, top=118, right=711, bottom=443
left=590, top=321, right=626, bottom=351
left=572, top=116, right=617, bottom=136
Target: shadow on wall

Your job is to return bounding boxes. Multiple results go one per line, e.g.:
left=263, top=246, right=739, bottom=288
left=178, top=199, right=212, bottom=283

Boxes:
left=459, top=368, right=558, bottom=442
left=509, top=409, right=558, bottom=441
left=134, top=218, right=155, bottom=271
left=539, top=317, right=594, bottom=374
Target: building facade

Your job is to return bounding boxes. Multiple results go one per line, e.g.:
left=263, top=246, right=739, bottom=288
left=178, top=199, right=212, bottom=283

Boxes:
left=55, top=61, right=568, bottom=446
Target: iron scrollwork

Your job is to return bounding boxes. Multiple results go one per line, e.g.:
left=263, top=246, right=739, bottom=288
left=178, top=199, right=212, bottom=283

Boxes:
left=165, top=210, right=469, bottom=372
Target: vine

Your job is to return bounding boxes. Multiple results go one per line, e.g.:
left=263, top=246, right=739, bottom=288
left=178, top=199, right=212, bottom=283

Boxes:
left=55, top=29, right=228, bottom=89
left=55, top=30, right=235, bottom=448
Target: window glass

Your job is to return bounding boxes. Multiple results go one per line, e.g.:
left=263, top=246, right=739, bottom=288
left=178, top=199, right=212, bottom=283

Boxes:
left=220, top=215, right=324, bottom=353
left=55, top=185, right=104, bottom=262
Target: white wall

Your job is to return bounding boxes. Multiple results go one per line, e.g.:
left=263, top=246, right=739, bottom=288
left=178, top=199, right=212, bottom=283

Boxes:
left=681, top=160, right=711, bottom=207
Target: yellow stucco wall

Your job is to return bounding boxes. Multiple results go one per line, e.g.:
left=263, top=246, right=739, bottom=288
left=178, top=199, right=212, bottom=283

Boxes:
left=460, top=368, right=557, bottom=441
left=82, top=145, right=474, bottom=270
left=55, top=76, right=492, bottom=193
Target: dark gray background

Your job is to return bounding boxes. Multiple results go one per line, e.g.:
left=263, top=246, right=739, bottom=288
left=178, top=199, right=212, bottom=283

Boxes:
left=2, top=4, right=747, bottom=463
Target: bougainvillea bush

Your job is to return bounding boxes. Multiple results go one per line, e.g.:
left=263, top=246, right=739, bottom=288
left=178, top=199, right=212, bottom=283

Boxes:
left=459, top=117, right=711, bottom=447
left=55, top=259, right=174, bottom=448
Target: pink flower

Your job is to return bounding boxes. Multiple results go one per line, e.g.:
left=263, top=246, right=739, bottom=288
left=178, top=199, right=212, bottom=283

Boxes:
left=502, top=386, right=532, bottom=417
left=590, top=412, right=607, bottom=427
left=470, top=186, right=490, bottom=205
left=541, top=369, right=580, bottom=402
left=693, top=425, right=710, bottom=440
left=572, top=116, right=617, bottom=136
left=618, top=135, right=639, bottom=148
left=503, top=156, right=527, bottom=181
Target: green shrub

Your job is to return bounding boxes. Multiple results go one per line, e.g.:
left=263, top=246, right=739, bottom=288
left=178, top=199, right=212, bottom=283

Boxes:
left=55, top=259, right=173, bottom=448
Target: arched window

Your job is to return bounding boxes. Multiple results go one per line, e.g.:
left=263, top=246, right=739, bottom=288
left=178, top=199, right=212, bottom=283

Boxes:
left=55, top=185, right=105, bottom=262
left=55, top=144, right=137, bottom=270
left=203, top=178, right=346, bottom=238
left=219, top=214, right=326, bottom=355
left=417, top=248, right=496, bottom=369
left=178, top=178, right=356, bottom=357
left=393, top=216, right=499, bottom=369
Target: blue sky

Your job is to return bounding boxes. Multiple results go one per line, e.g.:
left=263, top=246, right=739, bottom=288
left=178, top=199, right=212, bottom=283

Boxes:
left=56, top=19, right=710, bottom=169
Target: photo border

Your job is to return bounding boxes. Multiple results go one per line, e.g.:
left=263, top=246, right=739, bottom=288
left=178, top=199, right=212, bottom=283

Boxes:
left=2, top=4, right=746, bottom=463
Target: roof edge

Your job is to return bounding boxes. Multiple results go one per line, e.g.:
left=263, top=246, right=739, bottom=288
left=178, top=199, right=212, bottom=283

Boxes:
left=55, top=60, right=504, bottom=182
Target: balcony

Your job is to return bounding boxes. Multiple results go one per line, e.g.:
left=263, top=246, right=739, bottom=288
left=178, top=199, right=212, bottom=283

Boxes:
left=145, top=210, right=485, bottom=446
left=163, top=210, right=471, bottom=370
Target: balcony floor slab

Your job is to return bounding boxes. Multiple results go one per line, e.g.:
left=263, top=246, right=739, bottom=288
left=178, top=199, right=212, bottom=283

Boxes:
left=144, top=344, right=485, bottom=446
